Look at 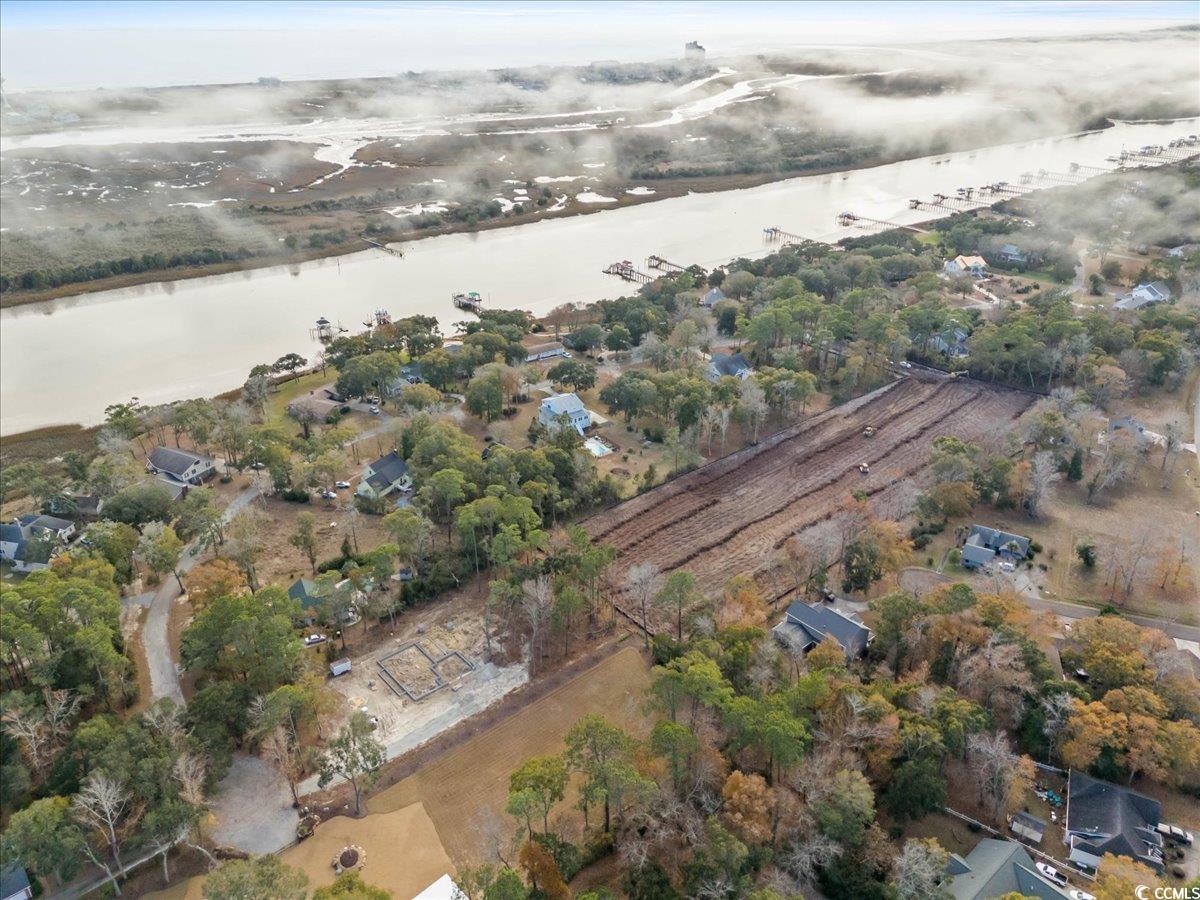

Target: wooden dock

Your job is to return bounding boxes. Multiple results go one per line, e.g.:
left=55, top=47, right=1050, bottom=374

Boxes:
left=836, top=212, right=928, bottom=235
left=364, top=238, right=404, bottom=257
left=452, top=291, right=484, bottom=313
left=762, top=226, right=803, bottom=245
left=603, top=260, right=652, bottom=284
left=646, top=254, right=686, bottom=274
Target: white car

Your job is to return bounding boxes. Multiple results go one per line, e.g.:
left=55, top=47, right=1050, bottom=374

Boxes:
left=335, top=480, right=351, bottom=490
left=1069, top=889, right=1096, bottom=900
left=900, top=360, right=913, bottom=369
left=320, top=489, right=337, bottom=499
left=303, top=633, right=326, bottom=646
left=999, top=561, right=1016, bottom=573
left=369, top=406, right=381, bottom=415
left=1035, top=862, right=1068, bottom=887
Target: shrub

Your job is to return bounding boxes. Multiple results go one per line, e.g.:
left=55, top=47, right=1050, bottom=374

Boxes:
left=281, top=488, right=310, bottom=503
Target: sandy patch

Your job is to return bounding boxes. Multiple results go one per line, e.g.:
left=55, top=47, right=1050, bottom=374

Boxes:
left=575, top=191, right=618, bottom=204
left=145, top=803, right=450, bottom=900
left=366, top=645, right=651, bottom=866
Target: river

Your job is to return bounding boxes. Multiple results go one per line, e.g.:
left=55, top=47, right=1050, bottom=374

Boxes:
left=1, top=118, right=1194, bottom=434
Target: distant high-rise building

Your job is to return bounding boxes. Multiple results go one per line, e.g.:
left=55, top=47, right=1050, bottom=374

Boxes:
left=685, top=41, right=706, bottom=62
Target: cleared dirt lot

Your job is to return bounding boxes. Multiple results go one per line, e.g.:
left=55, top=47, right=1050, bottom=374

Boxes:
left=585, top=377, right=1034, bottom=620
left=366, top=644, right=652, bottom=866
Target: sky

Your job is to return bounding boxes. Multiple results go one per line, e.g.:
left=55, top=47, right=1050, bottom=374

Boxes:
left=1, top=0, right=1197, bottom=92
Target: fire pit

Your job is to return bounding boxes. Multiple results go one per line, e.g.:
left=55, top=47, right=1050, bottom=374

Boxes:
left=333, top=844, right=365, bottom=873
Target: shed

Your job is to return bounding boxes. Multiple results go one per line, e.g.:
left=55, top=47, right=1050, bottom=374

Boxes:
left=330, top=659, right=353, bottom=677
left=1009, top=811, right=1046, bottom=844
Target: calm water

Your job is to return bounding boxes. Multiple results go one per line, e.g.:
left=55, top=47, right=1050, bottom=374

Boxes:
left=1, top=118, right=1194, bottom=433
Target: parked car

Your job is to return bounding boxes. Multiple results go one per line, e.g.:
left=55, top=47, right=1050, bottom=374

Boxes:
left=248, top=461, right=266, bottom=470
left=320, top=489, right=337, bottom=499
left=369, top=406, right=381, bottom=415
left=1156, top=823, right=1195, bottom=845
left=335, top=480, right=351, bottom=490
left=1035, top=862, right=1068, bottom=887
left=365, top=395, right=380, bottom=404
left=303, top=633, right=327, bottom=647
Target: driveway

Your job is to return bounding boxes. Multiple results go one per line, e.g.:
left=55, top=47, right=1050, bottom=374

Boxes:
left=143, top=480, right=263, bottom=704
left=207, top=753, right=299, bottom=854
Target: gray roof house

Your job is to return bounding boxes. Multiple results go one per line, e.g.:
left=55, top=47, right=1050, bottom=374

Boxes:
left=961, top=525, right=1030, bottom=571
left=773, top=601, right=872, bottom=660
left=929, top=327, right=970, bottom=358
left=0, top=523, right=24, bottom=562
left=1, top=865, right=33, bottom=900
left=13, top=537, right=56, bottom=574
left=1065, top=770, right=1164, bottom=873
left=25, top=514, right=76, bottom=540
left=700, top=287, right=727, bottom=308
left=356, top=451, right=412, bottom=499
left=997, top=243, right=1028, bottom=264
left=706, top=352, right=754, bottom=382
left=147, top=446, right=216, bottom=485
left=943, top=838, right=1069, bottom=900
left=1114, top=280, right=1171, bottom=311
left=539, top=392, right=592, bottom=435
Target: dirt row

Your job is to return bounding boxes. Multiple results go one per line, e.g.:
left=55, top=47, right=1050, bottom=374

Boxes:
left=585, top=377, right=1033, bottom=617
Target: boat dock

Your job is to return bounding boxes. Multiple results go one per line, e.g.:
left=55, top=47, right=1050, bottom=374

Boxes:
left=603, top=260, right=652, bottom=284
left=452, top=291, right=484, bottom=313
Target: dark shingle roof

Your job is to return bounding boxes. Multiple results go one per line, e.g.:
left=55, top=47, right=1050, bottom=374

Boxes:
left=29, top=514, right=73, bottom=533
left=0, top=523, right=23, bottom=544
left=776, top=602, right=871, bottom=657
left=14, top=540, right=53, bottom=565
left=366, top=451, right=409, bottom=491
left=149, top=446, right=210, bottom=478
left=710, top=353, right=752, bottom=377
left=1067, top=770, right=1163, bottom=871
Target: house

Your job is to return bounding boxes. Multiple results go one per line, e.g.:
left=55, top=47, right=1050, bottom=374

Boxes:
left=147, top=446, right=216, bottom=486
left=3, top=515, right=76, bottom=572
left=961, top=524, right=1030, bottom=571
left=1065, top=770, right=1164, bottom=873
left=290, top=577, right=362, bottom=626
left=525, top=341, right=570, bottom=363
left=928, top=327, right=970, bottom=358
left=1, top=866, right=34, bottom=900
left=356, top=451, right=412, bottom=499
left=539, top=392, right=592, bottom=435
left=288, top=395, right=340, bottom=422
left=0, top=523, right=23, bottom=562
left=12, top=538, right=56, bottom=574
left=1009, top=811, right=1047, bottom=845
left=1107, top=415, right=1154, bottom=447
left=1114, top=281, right=1171, bottom=311
left=706, top=352, right=754, bottom=382
left=772, top=601, right=872, bottom=660
left=23, top=514, right=76, bottom=542
left=944, top=255, right=988, bottom=278
left=64, top=493, right=104, bottom=519
left=942, top=838, right=1069, bottom=900
left=413, top=874, right=460, bottom=900
left=996, top=243, right=1028, bottom=265
left=1165, top=244, right=1198, bottom=258
left=700, top=287, right=727, bottom=308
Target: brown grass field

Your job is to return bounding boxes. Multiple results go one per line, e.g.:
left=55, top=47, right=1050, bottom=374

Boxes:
left=584, top=376, right=1034, bottom=623
left=366, top=644, right=653, bottom=866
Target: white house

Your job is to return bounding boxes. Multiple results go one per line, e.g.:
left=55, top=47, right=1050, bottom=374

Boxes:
left=147, top=446, right=216, bottom=485
left=2, top=516, right=76, bottom=571
left=1114, top=281, right=1171, bottom=311
left=539, top=393, right=592, bottom=435
left=944, top=255, right=988, bottom=278
left=525, top=341, right=570, bottom=363
left=707, top=352, right=753, bottom=382
left=356, top=451, right=412, bottom=499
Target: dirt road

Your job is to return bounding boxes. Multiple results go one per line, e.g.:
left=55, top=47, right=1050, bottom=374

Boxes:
left=585, top=377, right=1033, bottom=621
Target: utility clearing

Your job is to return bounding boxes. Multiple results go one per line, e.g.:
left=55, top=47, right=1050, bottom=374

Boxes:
left=585, top=376, right=1034, bottom=624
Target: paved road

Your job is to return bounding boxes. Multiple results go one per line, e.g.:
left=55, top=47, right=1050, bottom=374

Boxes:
left=142, top=479, right=263, bottom=703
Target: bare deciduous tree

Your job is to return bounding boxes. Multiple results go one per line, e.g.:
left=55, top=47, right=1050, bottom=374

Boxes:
left=624, top=563, right=663, bottom=648
left=521, top=575, right=554, bottom=673
left=1026, top=450, right=1058, bottom=518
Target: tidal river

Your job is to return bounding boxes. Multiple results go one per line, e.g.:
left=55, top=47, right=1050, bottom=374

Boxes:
left=1, top=118, right=1194, bottom=434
